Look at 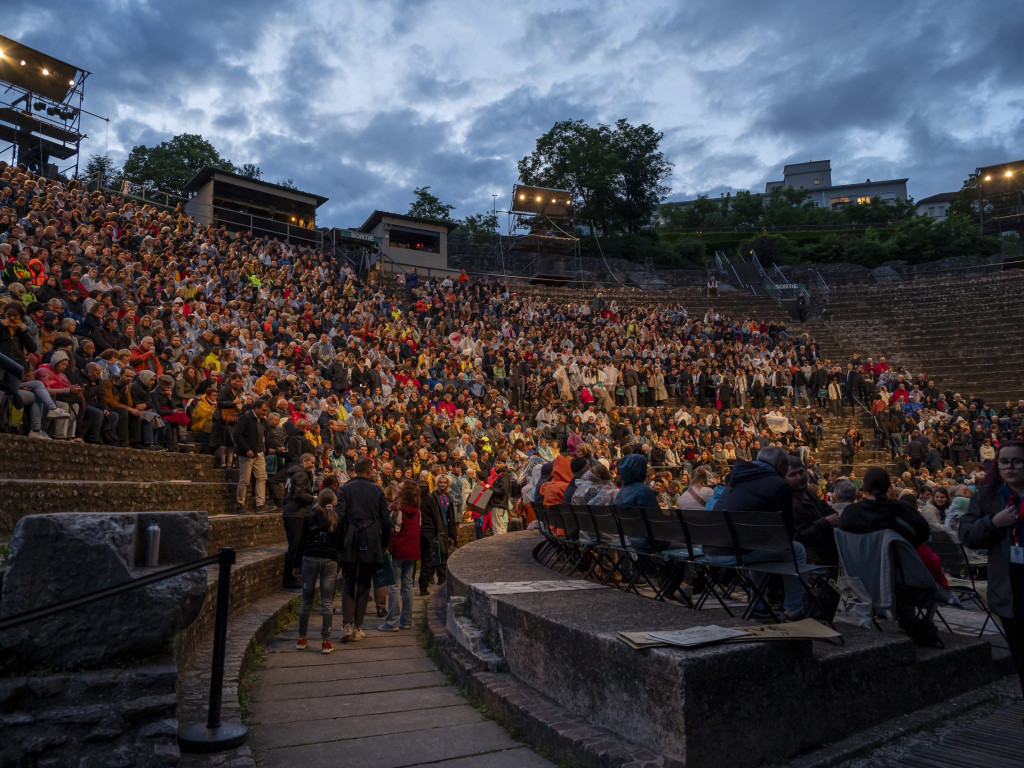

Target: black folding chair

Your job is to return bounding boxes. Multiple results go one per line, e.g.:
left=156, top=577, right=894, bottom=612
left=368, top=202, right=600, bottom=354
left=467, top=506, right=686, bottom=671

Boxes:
left=584, top=505, right=630, bottom=587
left=545, top=504, right=579, bottom=573
left=728, top=509, right=838, bottom=624
left=928, top=532, right=1004, bottom=640
left=612, top=505, right=661, bottom=595
left=555, top=504, right=587, bottom=576
left=531, top=505, right=561, bottom=567
left=678, top=508, right=744, bottom=616
left=639, top=506, right=697, bottom=603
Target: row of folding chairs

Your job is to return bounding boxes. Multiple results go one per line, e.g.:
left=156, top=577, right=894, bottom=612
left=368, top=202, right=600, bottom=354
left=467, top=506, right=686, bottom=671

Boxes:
left=532, top=503, right=837, bottom=624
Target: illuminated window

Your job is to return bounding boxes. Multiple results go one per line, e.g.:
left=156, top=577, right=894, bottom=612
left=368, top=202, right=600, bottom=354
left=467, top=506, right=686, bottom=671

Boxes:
left=856, top=196, right=870, bottom=205
left=813, top=179, right=821, bottom=185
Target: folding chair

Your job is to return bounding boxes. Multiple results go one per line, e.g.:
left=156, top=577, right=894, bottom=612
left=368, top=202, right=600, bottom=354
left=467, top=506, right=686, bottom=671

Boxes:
left=545, top=504, right=579, bottom=573
left=927, top=532, right=1004, bottom=640
left=582, top=505, right=630, bottom=587
left=612, top=506, right=660, bottom=595
left=554, top=504, right=586, bottom=576
left=639, top=506, right=698, bottom=603
left=728, top=510, right=838, bottom=624
left=531, top=505, right=561, bottom=567
left=678, top=508, right=745, bottom=616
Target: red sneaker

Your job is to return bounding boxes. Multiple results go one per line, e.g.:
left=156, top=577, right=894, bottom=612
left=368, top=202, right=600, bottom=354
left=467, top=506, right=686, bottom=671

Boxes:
left=321, top=639, right=334, bottom=655
left=295, top=637, right=307, bottom=650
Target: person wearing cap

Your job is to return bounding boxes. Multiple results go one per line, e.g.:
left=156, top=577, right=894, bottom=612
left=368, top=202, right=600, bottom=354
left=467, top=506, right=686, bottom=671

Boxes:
left=151, top=374, right=189, bottom=451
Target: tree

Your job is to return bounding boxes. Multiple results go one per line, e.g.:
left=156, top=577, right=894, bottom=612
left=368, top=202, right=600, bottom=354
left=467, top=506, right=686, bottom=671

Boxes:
left=454, top=212, right=498, bottom=244
left=121, top=133, right=234, bottom=195
left=408, top=186, right=455, bottom=222
left=83, top=154, right=117, bottom=188
left=238, top=163, right=262, bottom=180
left=279, top=178, right=297, bottom=189
left=517, top=118, right=673, bottom=234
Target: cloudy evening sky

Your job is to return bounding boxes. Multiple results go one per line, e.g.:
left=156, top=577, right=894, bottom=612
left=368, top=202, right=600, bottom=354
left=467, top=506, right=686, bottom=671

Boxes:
left=6, top=0, right=1024, bottom=227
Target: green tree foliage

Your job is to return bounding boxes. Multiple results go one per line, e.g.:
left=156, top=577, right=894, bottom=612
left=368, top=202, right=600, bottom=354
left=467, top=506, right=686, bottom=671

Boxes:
left=454, top=212, right=498, bottom=244
left=517, top=118, right=673, bottom=234
left=238, top=163, right=262, bottom=180
left=408, top=186, right=455, bottom=222
left=121, top=133, right=234, bottom=195
left=82, top=154, right=118, bottom=188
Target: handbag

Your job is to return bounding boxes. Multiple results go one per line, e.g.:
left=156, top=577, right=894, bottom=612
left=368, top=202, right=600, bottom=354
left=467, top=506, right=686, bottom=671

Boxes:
left=817, top=388, right=827, bottom=399
left=220, top=406, right=238, bottom=424
left=614, top=385, right=625, bottom=396
left=638, top=384, right=648, bottom=394
left=468, top=484, right=493, bottom=512
left=372, top=552, right=397, bottom=588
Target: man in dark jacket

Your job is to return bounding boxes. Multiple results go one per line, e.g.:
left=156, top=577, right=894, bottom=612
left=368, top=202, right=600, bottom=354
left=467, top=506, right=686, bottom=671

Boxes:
left=234, top=398, right=271, bottom=514
left=336, top=457, right=391, bottom=641
left=708, top=446, right=810, bottom=619
left=419, top=473, right=459, bottom=595
left=786, top=456, right=839, bottom=565
left=283, top=453, right=317, bottom=587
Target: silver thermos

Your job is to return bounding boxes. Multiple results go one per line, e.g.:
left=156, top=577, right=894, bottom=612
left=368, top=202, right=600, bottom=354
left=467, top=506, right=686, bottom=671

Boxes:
left=145, top=520, right=161, bottom=567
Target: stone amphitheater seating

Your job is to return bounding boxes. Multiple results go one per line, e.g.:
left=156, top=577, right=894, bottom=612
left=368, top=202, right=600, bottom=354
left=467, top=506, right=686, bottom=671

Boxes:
left=804, top=270, right=1023, bottom=405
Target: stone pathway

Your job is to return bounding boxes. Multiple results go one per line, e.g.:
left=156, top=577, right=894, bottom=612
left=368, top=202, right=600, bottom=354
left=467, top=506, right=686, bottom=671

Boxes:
left=248, top=588, right=555, bottom=768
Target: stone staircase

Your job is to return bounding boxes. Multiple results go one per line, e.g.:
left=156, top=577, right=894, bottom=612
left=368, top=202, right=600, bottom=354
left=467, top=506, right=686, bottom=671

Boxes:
left=796, top=270, right=1024, bottom=405
left=814, top=411, right=896, bottom=476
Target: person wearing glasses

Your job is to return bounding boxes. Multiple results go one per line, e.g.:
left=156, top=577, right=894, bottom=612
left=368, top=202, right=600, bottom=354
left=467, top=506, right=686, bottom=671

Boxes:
left=959, top=441, right=1024, bottom=704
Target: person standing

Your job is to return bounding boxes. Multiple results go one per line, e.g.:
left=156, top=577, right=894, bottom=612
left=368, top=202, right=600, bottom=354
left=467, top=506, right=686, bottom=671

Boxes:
left=379, top=480, right=421, bottom=632
left=419, top=473, right=458, bottom=596
left=959, top=441, right=1024, bottom=702
left=294, top=490, right=341, bottom=654
left=282, top=453, right=317, bottom=588
left=336, top=456, right=391, bottom=642
left=234, top=398, right=272, bottom=514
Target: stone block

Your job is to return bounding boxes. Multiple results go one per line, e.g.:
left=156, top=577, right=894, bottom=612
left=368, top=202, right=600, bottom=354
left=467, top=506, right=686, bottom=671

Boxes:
left=0, top=512, right=208, bottom=668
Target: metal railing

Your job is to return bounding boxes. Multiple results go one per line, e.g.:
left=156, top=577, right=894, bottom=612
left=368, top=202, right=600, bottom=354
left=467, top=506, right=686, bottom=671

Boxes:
left=0, top=547, right=247, bottom=753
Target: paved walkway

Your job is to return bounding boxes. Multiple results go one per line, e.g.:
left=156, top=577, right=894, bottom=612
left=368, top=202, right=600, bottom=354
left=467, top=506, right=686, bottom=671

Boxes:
left=248, top=587, right=554, bottom=768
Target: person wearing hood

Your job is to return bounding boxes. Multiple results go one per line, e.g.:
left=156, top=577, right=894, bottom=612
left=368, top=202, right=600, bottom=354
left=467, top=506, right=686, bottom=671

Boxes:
left=706, top=446, right=811, bottom=620
left=614, top=452, right=658, bottom=510
left=562, top=456, right=590, bottom=504
left=541, top=455, right=574, bottom=508
left=282, top=453, right=317, bottom=587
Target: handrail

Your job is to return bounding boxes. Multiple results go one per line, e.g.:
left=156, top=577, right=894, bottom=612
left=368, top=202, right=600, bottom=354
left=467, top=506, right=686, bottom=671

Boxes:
left=0, top=547, right=248, bottom=753
left=0, top=552, right=219, bottom=631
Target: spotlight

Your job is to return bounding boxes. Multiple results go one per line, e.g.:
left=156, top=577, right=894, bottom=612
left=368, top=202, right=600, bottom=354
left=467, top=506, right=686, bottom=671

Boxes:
left=1006, top=171, right=1014, bottom=178
left=68, top=79, right=75, bottom=86
left=984, top=175, right=992, bottom=181
left=20, top=60, right=26, bottom=66
left=46, top=106, right=60, bottom=116
left=33, top=102, right=45, bottom=110
left=41, top=68, right=49, bottom=76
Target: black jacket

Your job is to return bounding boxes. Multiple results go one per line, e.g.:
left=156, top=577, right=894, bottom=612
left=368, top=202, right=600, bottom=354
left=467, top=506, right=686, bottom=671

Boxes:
left=708, top=460, right=794, bottom=555
left=791, top=489, right=839, bottom=565
left=421, top=489, right=459, bottom=546
left=295, top=503, right=342, bottom=561
left=284, top=464, right=316, bottom=516
left=336, top=476, right=391, bottom=565
left=839, top=497, right=930, bottom=548
left=233, top=409, right=266, bottom=455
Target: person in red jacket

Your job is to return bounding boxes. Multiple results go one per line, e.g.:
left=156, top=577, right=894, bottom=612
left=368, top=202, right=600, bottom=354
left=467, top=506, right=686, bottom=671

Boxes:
left=378, top=480, right=421, bottom=632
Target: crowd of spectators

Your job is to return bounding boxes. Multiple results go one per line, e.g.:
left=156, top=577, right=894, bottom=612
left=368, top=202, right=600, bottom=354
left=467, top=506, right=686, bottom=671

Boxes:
left=0, top=160, right=1021, bottom=520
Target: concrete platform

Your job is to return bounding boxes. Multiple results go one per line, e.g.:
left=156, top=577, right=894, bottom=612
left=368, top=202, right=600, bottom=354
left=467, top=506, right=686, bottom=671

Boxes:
left=442, top=531, right=1012, bottom=768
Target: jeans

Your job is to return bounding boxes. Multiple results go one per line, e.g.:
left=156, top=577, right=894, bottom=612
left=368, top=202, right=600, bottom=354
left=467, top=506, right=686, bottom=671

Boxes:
left=340, top=562, right=376, bottom=628
left=381, top=559, right=416, bottom=629
left=794, top=386, right=810, bottom=407
left=80, top=406, right=104, bottom=443
left=706, top=542, right=808, bottom=614
left=299, top=557, right=338, bottom=640
left=20, top=380, right=55, bottom=432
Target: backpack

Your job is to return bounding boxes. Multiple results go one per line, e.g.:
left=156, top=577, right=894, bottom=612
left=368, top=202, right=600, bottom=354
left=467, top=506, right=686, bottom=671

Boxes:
left=704, top=484, right=727, bottom=510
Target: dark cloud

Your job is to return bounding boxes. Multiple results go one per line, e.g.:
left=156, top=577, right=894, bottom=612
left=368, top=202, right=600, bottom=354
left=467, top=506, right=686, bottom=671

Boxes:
left=5, top=0, right=1022, bottom=223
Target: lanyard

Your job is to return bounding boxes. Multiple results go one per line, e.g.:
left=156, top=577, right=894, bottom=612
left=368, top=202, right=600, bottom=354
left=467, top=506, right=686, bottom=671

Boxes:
left=1011, top=494, right=1024, bottom=547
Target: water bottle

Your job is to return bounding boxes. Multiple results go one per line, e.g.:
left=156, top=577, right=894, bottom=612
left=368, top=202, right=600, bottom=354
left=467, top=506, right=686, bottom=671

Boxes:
left=146, top=520, right=161, bottom=567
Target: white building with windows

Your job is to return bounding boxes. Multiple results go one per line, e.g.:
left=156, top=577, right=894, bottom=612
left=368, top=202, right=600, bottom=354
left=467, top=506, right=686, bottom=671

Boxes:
left=764, top=160, right=908, bottom=209
left=914, top=192, right=957, bottom=222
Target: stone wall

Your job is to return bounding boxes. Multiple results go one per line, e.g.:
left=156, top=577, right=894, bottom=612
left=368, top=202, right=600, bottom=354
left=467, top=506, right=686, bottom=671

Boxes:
left=208, top=514, right=286, bottom=552
left=0, top=663, right=180, bottom=768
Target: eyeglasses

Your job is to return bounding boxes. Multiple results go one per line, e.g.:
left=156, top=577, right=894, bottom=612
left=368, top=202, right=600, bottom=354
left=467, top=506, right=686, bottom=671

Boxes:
left=998, top=457, right=1024, bottom=470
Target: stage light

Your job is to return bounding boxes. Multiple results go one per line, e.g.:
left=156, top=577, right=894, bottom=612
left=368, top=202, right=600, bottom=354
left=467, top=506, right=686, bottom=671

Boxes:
left=535, top=195, right=541, bottom=201
left=33, top=102, right=45, bottom=110
left=984, top=175, right=992, bottom=181
left=1006, top=171, right=1014, bottom=178
left=519, top=194, right=525, bottom=200
left=68, top=79, right=75, bottom=86
left=46, top=106, right=60, bottom=116
left=20, top=60, right=26, bottom=66
left=41, top=68, right=49, bottom=75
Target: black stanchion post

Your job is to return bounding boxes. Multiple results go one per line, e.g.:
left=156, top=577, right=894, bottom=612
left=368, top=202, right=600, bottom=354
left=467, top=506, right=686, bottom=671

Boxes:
left=178, top=547, right=248, bottom=753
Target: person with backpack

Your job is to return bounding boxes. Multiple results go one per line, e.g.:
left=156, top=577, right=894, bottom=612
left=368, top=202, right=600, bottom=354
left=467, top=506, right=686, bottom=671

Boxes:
left=282, top=452, right=317, bottom=588
left=336, top=456, right=391, bottom=642
left=378, top=480, right=421, bottom=631
left=294, top=489, right=342, bottom=654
